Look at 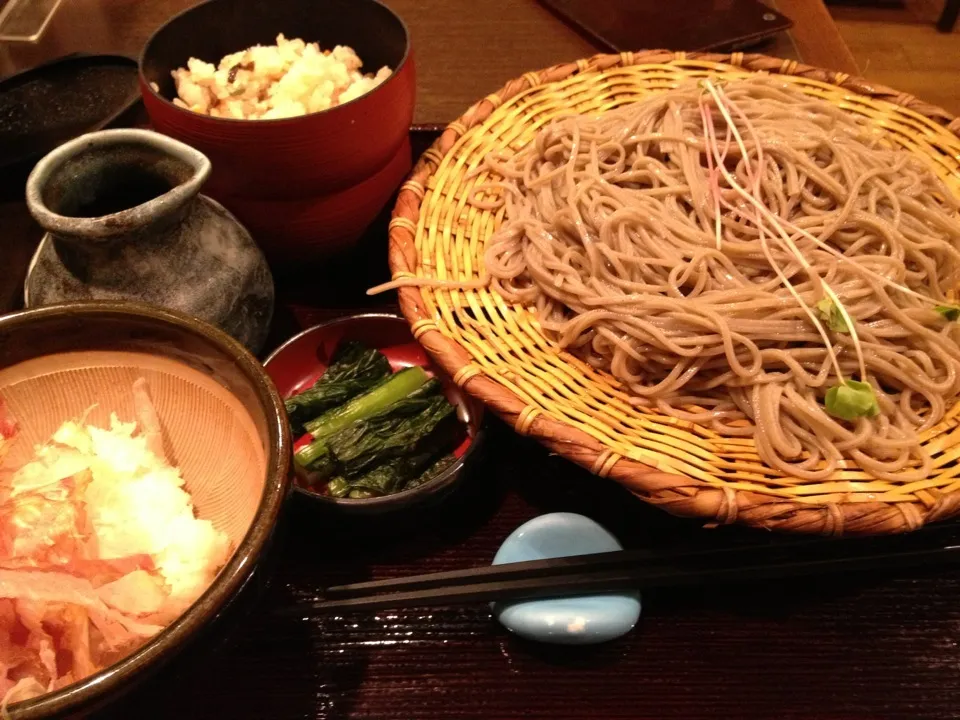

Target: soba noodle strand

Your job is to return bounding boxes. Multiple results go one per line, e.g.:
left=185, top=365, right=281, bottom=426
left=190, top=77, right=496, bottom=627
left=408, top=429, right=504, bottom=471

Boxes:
left=476, top=77, right=960, bottom=482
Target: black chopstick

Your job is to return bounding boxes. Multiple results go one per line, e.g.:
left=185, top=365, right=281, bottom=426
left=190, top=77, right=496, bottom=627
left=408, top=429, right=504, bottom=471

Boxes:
left=286, top=539, right=960, bottom=615
left=324, top=550, right=654, bottom=598
left=307, top=569, right=646, bottom=613
left=323, top=523, right=960, bottom=600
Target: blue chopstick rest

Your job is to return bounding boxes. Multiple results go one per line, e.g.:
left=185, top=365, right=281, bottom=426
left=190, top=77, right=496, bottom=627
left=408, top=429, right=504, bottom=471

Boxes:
left=491, top=512, right=641, bottom=645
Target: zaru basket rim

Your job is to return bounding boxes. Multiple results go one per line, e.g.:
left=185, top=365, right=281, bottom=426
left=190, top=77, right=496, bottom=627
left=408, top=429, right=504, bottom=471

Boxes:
left=387, top=50, right=960, bottom=537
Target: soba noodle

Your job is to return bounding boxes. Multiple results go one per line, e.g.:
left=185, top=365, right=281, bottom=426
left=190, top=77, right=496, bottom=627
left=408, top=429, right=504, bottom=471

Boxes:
left=474, top=77, right=960, bottom=482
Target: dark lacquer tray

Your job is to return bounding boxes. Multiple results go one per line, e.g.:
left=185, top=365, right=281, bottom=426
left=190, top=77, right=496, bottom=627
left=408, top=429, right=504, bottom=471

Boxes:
left=71, top=127, right=960, bottom=720
left=0, top=53, right=141, bottom=173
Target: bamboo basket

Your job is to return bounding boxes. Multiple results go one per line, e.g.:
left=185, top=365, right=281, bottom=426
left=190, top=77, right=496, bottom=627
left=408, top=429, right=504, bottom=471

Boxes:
left=387, top=51, right=960, bottom=536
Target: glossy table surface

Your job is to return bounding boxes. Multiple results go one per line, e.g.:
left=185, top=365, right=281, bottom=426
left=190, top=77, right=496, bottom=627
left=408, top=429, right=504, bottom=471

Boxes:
left=7, top=3, right=960, bottom=719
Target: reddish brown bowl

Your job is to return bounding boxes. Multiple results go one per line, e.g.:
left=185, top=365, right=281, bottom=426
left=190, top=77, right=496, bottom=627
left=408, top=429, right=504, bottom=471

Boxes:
left=139, top=0, right=414, bottom=199
left=223, top=136, right=412, bottom=266
left=138, top=0, right=415, bottom=263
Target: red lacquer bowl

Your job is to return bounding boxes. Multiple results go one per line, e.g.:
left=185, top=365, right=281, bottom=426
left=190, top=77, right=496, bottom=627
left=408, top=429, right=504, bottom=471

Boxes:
left=223, top=136, right=412, bottom=266
left=138, top=0, right=415, bottom=262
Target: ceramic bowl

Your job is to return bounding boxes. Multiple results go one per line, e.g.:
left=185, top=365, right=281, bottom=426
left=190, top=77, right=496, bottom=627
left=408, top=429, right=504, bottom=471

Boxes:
left=0, top=301, right=290, bottom=719
left=264, top=313, right=485, bottom=515
left=138, top=0, right=415, bottom=263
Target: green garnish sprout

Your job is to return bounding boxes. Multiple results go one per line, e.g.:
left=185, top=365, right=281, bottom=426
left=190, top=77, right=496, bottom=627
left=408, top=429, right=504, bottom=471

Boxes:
left=935, top=305, right=960, bottom=322
left=825, top=380, right=880, bottom=422
left=815, top=298, right=850, bottom=333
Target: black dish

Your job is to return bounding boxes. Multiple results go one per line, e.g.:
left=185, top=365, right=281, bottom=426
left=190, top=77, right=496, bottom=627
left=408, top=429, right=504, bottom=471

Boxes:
left=0, top=54, right=141, bottom=176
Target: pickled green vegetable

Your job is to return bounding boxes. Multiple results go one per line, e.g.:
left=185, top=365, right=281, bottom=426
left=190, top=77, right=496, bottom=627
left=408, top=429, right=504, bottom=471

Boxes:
left=284, top=341, right=391, bottom=434
left=284, top=340, right=466, bottom=501
left=304, top=366, right=428, bottom=439
left=326, top=380, right=455, bottom=477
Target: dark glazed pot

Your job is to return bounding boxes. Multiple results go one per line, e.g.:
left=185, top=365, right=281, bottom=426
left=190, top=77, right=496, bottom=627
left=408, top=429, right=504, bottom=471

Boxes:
left=24, top=129, right=275, bottom=354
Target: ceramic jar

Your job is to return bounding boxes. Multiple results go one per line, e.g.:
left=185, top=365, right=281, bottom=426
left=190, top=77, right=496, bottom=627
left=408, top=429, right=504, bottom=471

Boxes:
left=24, top=129, right=275, bottom=354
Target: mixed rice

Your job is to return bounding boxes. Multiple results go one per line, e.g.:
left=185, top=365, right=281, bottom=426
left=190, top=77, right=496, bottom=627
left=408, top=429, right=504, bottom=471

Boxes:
left=170, top=34, right=392, bottom=120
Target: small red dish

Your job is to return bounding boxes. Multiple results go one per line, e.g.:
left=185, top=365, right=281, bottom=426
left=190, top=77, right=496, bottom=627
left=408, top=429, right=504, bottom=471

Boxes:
left=264, top=313, right=485, bottom=514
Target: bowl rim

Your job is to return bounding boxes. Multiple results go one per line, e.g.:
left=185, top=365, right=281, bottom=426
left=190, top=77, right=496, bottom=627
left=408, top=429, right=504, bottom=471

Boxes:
left=24, top=128, right=212, bottom=242
left=2, top=300, right=291, bottom=719
left=263, top=312, right=485, bottom=508
left=137, top=0, right=412, bottom=126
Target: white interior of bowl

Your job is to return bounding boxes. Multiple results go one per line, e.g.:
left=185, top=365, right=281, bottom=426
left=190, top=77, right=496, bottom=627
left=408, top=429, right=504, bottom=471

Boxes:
left=0, top=350, right=267, bottom=546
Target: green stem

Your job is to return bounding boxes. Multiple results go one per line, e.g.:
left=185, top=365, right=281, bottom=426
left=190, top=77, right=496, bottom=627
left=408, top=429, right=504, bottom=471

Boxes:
left=304, top=366, right=429, bottom=439
left=295, top=437, right=331, bottom=468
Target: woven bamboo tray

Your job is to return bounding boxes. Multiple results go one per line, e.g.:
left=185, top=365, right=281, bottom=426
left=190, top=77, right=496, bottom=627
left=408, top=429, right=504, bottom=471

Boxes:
left=387, top=50, right=960, bottom=536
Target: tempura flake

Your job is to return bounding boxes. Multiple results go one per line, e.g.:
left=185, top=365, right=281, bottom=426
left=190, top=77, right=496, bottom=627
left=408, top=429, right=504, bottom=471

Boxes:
left=0, top=383, right=231, bottom=708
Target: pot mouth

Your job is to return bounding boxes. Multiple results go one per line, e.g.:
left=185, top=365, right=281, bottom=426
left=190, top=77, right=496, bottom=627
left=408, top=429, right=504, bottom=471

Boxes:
left=25, top=129, right=212, bottom=240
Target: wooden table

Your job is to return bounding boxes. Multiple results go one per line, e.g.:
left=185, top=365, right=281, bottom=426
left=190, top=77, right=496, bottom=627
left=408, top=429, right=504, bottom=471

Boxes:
left=11, top=4, right=958, bottom=720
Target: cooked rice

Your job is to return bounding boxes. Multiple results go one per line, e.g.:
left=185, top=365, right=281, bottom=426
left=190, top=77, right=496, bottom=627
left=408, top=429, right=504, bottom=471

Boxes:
left=171, top=34, right=392, bottom=120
